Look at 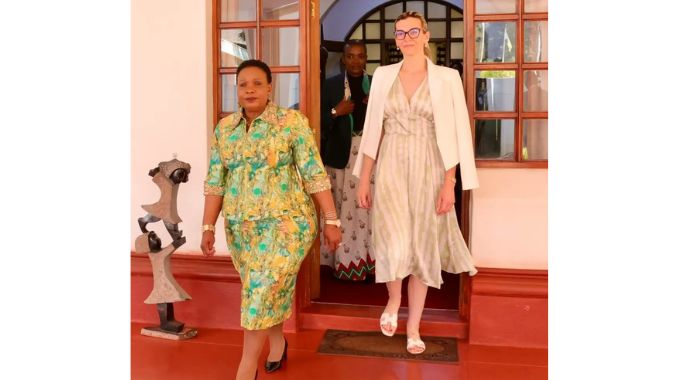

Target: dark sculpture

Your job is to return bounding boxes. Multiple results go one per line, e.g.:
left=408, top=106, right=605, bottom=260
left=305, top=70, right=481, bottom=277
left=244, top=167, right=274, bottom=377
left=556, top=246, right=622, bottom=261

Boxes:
left=136, top=157, right=196, bottom=340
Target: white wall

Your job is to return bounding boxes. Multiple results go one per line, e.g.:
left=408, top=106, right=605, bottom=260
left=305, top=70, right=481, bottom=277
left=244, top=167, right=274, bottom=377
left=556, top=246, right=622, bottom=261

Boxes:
left=132, top=0, right=228, bottom=254
left=471, top=168, right=548, bottom=269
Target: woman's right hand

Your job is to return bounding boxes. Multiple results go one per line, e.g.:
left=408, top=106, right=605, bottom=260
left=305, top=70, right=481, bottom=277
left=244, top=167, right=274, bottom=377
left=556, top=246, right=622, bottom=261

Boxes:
left=200, top=231, right=216, bottom=257
left=323, top=225, right=342, bottom=252
left=357, top=178, right=372, bottom=209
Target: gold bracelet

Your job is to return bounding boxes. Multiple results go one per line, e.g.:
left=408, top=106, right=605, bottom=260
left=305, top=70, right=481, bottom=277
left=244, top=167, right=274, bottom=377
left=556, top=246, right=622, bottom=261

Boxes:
left=202, top=224, right=215, bottom=232
left=446, top=176, right=456, bottom=184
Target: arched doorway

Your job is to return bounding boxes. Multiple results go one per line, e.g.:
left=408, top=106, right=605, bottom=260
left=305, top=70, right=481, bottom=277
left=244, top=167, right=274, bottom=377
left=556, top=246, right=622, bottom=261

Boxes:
left=326, top=0, right=465, bottom=77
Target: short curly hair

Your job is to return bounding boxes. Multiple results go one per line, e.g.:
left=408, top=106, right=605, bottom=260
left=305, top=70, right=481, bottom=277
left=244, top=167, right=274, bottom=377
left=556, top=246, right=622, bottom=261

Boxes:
left=236, top=59, right=272, bottom=83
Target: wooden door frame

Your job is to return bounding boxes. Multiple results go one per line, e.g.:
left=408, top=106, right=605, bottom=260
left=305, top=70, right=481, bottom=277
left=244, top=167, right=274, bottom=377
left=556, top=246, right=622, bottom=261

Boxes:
left=305, top=0, right=322, bottom=300
left=295, top=0, right=320, bottom=320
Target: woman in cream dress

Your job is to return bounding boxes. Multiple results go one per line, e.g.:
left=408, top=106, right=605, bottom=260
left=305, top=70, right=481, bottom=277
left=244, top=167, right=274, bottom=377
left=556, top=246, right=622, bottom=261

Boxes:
left=356, top=12, right=478, bottom=355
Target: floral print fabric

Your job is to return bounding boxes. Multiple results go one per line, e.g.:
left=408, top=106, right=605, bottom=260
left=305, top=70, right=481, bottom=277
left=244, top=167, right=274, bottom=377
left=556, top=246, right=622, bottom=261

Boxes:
left=227, top=215, right=316, bottom=330
left=204, top=102, right=330, bottom=329
left=204, top=102, right=330, bottom=222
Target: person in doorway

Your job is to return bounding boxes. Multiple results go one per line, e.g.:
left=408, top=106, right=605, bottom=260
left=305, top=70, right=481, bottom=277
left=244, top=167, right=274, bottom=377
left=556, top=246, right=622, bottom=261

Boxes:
left=320, top=40, right=375, bottom=281
left=354, top=12, right=479, bottom=355
left=200, top=59, right=342, bottom=380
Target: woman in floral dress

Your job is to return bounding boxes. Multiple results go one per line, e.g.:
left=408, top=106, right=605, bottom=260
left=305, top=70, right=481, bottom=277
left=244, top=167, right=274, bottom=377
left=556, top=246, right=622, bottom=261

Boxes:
left=200, top=60, right=341, bottom=380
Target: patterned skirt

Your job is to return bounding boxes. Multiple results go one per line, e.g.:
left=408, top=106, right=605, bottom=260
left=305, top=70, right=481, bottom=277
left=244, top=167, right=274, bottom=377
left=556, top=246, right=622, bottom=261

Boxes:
left=226, top=214, right=317, bottom=330
left=320, top=135, right=376, bottom=281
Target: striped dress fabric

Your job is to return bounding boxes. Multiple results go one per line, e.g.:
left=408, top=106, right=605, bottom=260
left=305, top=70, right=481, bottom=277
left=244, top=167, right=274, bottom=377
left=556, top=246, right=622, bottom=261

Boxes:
left=372, top=76, right=477, bottom=289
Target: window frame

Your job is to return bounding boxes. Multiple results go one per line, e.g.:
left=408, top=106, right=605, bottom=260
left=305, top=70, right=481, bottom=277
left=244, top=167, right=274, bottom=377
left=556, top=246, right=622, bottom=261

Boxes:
left=212, top=0, right=306, bottom=125
left=467, top=0, right=548, bottom=168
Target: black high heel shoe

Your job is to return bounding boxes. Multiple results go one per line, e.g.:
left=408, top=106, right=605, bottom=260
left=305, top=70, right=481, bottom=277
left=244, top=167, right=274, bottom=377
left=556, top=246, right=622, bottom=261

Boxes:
left=264, top=338, right=288, bottom=373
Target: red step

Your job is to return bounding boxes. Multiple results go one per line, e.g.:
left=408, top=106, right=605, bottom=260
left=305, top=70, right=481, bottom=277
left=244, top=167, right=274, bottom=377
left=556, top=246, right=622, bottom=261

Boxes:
left=300, top=302, right=468, bottom=338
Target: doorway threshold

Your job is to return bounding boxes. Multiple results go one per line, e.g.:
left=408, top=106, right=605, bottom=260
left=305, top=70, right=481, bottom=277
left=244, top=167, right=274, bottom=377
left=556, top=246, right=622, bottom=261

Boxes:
left=300, top=302, right=468, bottom=339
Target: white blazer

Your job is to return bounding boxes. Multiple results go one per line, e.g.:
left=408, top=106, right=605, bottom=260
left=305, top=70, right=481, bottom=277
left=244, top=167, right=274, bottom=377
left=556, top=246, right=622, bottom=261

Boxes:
left=352, top=58, right=479, bottom=190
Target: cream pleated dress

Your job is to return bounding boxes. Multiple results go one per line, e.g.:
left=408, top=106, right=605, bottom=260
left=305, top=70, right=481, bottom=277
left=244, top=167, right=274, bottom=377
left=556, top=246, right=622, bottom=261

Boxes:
left=372, top=76, right=477, bottom=289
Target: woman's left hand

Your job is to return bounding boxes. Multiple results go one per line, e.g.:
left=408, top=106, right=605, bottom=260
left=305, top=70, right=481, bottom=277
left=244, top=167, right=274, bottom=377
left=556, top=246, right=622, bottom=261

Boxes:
left=436, top=182, right=456, bottom=215
left=323, top=225, right=342, bottom=251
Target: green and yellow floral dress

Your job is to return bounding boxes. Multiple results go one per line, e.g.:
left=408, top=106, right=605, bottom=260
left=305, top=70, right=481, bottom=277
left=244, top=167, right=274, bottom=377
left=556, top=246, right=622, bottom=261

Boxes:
left=204, top=102, right=330, bottom=330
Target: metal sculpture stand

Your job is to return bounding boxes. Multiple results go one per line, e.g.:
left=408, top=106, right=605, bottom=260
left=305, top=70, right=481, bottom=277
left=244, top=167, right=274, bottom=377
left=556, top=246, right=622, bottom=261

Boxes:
left=136, top=158, right=197, bottom=340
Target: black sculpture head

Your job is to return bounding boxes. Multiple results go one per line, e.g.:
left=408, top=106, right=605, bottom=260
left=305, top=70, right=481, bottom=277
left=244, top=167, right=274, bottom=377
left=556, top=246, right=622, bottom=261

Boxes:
left=135, top=231, right=162, bottom=253
left=148, top=231, right=162, bottom=252
left=157, top=158, right=191, bottom=182
left=170, top=168, right=189, bottom=184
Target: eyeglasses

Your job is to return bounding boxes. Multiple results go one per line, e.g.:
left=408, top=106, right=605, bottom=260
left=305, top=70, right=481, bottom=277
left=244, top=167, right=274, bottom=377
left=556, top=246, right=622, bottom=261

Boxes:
left=394, top=27, right=421, bottom=40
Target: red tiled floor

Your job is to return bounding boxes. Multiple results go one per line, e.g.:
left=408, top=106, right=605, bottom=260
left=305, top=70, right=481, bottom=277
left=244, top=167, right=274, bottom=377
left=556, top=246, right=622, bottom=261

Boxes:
left=131, top=323, right=547, bottom=380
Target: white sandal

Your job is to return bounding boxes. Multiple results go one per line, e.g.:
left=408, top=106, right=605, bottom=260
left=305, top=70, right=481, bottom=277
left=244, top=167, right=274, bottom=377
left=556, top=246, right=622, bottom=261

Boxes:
left=379, top=312, right=398, bottom=337
left=406, top=337, right=426, bottom=355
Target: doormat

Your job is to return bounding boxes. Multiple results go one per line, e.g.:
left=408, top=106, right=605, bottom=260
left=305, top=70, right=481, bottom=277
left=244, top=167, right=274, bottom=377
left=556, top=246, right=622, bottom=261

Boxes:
left=317, top=329, right=458, bottom=363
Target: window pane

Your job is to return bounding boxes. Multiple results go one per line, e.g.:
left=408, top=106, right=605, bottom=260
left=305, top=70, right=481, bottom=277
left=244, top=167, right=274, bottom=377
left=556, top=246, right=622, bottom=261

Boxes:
left=405, top=1, right=425, bottom=15
left=522, top=119, right=548, bottom=160
left=220, top=29, right=256, bottom=67
left=365, top=22, right=380, bottom=39
left=221, top=74, right=238, bottom=113
left=366, top=62, right=380, bottom=76
left=428, top=2, right=446, bottom=18
left=475, top=70, right=516, bottom=112
left=450, top=42, right=464, bottom=59
left=524, top=20, right=548, bottom=62
left=525, top=0, right=548, bottom=13
left=366, top=43, right=381, bottom=60
left=387, top=43, right=401, bottom=63
left=272, top=73, right=300, bottom=109
left=476, top=0, right=516, bottom=14
left=367, top=11, right=380, bottom=20
left=220, top=0, right=255, bottom=22
left=350, top=27, right=363, bottom=40
left=475, top=22, right=516, bottom=63
left=385, top=3, right=403, bottom=21
left=523, top=70, right=548, bottom=112
left=431, top=42, right=445, bottom=64
left=451, top=8, right=462, bottom=18
left=262, top=0, right=299, bottom=20
left=429, top=21, right=446, bottom=39
left=475, top=119, right=516, bottom=160
left=451, top=21, right=464, bottom=38
left=385, top=22, right=395, bottom=39
left=262, top=27, right=299, bottom=66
